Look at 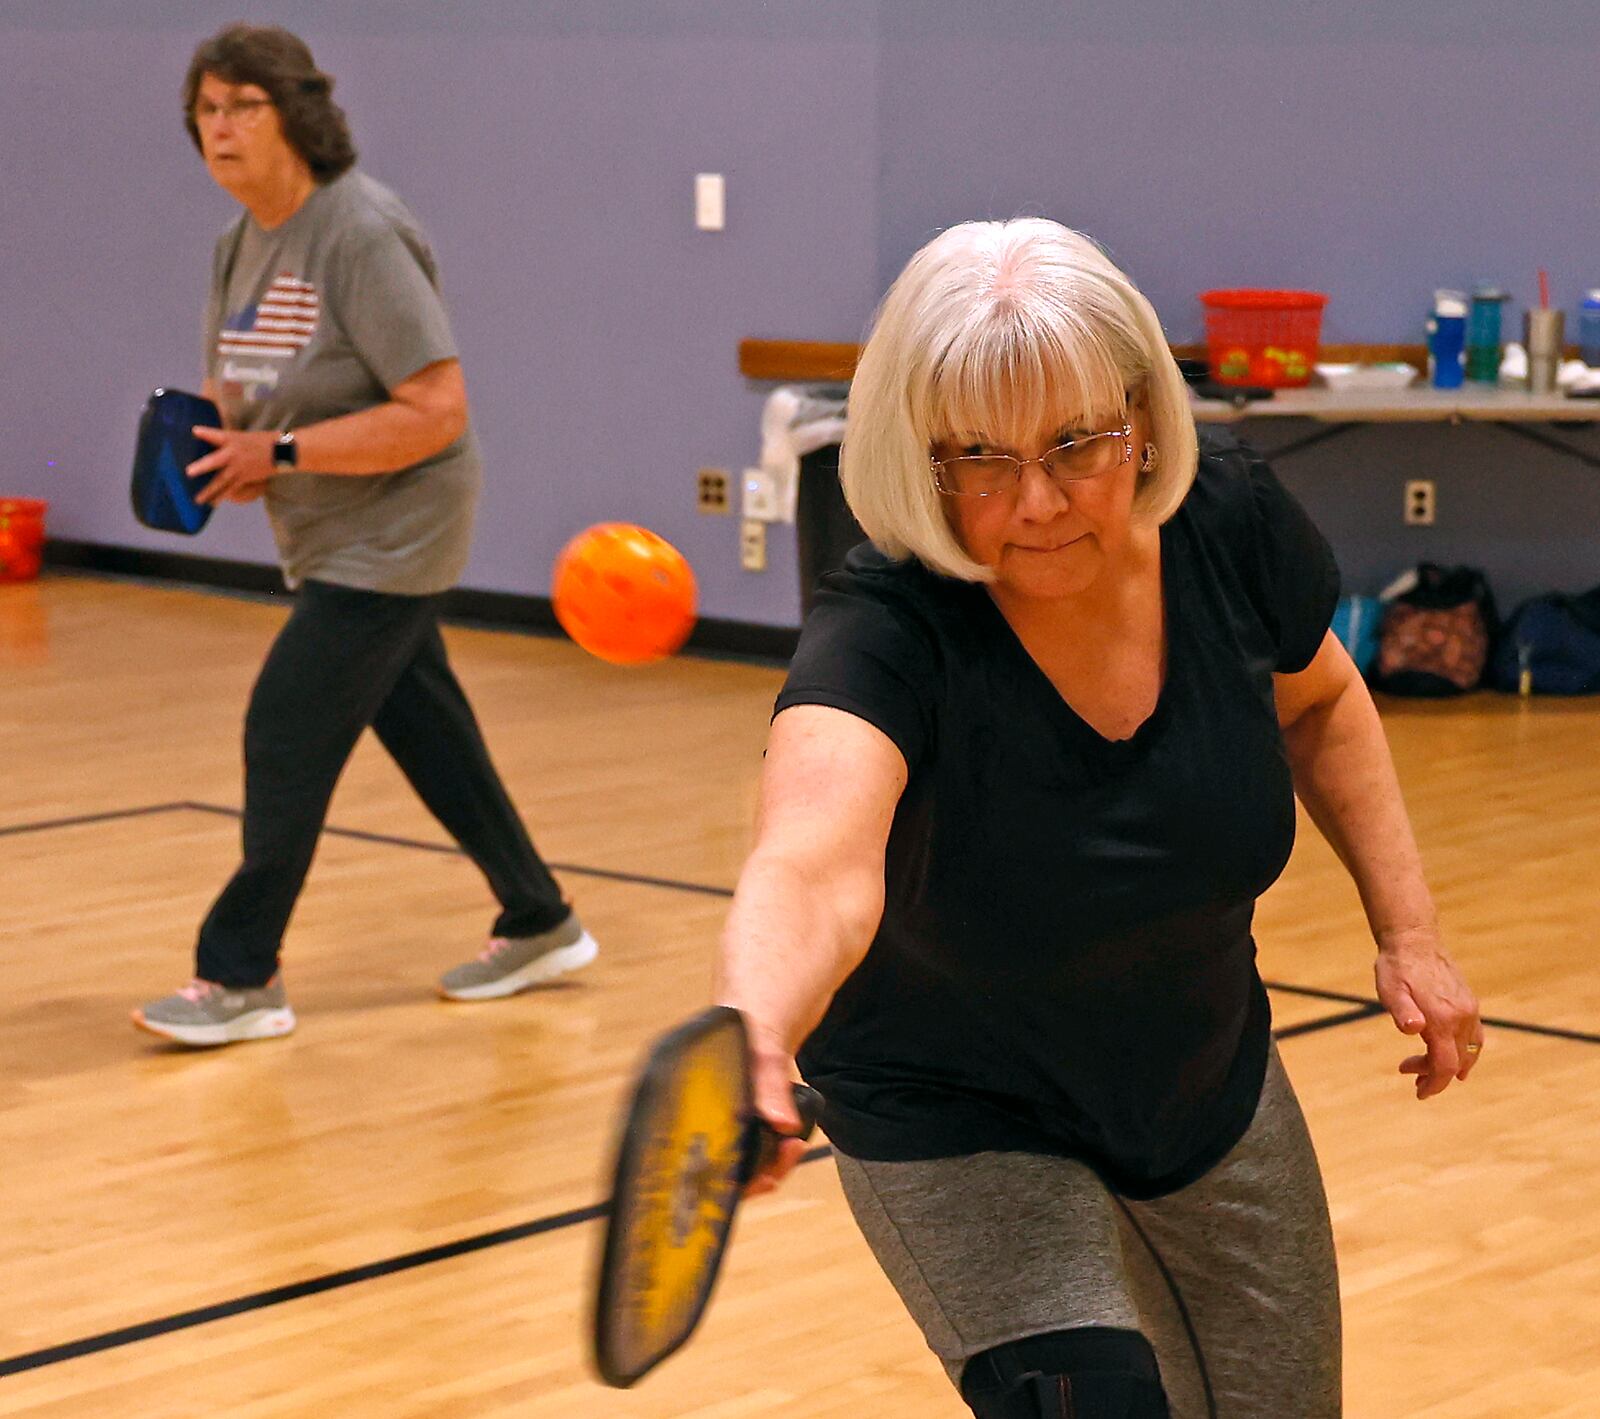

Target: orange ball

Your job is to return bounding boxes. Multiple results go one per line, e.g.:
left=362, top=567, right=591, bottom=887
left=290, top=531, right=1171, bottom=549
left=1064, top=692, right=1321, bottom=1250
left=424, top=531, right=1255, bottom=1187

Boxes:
left=551, top=523, right=698, bottom=665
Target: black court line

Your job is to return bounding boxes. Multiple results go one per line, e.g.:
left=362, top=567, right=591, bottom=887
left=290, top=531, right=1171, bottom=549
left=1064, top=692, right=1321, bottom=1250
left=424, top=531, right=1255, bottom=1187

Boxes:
left=180, top=801, right=737, bottom=900
left=6, top=975, right=1598, bottom=1379
left=0, top=1195, right=603, bottom=1378
left=0, top=994, right=1417, bottom=1382
left=0, top=1006, right=1394, bottom=1380
left=0, top=802, right=190, bottom=839
left=0, top=1142, right=835, bottom=1380
left=5, top=808, right=1597, bottom=1376
left=3, top=803, right=1587, bottom=1049
left=1272, top=1002, right=1386, bottom=1039
left=4, top=800, right=1591, bottom=1049
left=5, top=805, right=1591, bottom=1046
left=1265, top=978, right=1600, bottom=1047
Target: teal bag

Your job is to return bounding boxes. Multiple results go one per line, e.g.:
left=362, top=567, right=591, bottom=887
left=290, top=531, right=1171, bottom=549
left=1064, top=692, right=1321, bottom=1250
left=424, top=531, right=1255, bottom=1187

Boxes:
left=1330, top=595, right=1382, bottom=676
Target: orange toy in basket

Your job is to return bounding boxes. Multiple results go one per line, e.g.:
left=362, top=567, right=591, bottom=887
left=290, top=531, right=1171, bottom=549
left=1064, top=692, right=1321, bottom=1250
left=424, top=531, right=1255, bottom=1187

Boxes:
left=0, top=499, right=47, bottom=584
left=552, top=523, right=697, bottom=665
left=1200, top=289, right=1327, bottom=388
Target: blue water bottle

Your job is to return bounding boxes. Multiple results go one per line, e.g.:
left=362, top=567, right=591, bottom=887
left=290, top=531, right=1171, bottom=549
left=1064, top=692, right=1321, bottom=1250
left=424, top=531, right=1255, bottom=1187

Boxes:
left=1428, top=290, right=1468, bottom=389
left=1579, top=289, right=1600, bottom=367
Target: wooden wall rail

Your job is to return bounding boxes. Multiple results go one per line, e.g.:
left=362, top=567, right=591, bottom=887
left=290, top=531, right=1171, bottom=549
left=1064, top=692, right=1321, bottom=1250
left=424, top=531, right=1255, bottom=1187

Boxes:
left=739, top=340, right=864, bottom=382
left=739, top=338, right=1436, bottom=383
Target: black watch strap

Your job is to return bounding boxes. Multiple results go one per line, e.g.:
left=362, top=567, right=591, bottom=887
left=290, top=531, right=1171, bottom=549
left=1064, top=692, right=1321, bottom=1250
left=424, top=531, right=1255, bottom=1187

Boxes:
left=273, top=431, right=298, bottom=469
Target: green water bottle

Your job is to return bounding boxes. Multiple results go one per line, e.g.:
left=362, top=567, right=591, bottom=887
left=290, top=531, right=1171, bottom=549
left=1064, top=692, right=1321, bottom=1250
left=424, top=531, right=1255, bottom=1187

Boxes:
left=1466, top=286, right=1508, bottom=383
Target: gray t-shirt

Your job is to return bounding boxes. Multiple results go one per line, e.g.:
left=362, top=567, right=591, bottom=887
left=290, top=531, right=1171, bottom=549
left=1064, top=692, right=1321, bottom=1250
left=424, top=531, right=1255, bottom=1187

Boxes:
left=203, top=170, right=480, bottom=594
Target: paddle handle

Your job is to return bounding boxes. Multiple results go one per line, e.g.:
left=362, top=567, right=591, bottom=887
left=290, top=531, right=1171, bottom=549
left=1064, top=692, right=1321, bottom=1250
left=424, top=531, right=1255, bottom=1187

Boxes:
left=747, top=1083, right=824, bottom=1179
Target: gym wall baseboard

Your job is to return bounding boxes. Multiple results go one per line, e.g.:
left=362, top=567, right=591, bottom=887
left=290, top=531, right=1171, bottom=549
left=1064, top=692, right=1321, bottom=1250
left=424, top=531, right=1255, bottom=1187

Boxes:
left=44, top=540, right=800, bottom=664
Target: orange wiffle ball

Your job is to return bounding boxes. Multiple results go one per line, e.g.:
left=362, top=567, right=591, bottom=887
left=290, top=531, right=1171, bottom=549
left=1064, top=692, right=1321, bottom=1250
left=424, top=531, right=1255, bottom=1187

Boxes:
left=551, top=523, right=698, bottom=665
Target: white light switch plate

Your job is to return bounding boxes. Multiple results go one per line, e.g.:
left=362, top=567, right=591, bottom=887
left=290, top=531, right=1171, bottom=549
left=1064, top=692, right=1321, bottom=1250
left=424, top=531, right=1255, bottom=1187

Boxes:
left=741, top=468, right=779, bottom=521
left=695, top=173, right=725, bottom=231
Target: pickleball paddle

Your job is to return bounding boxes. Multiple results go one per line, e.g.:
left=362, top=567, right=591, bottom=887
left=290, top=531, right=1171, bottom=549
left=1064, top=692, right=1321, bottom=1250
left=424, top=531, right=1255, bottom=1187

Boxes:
left=592, top=1005, right=822, bottom=1388
left=131, top=388, right=222, bottom=535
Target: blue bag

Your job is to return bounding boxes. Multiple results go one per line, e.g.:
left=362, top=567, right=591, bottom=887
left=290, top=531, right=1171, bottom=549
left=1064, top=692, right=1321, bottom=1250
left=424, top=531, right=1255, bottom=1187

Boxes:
left=130, top=388, right=221, bottom=535
left=1330, top=595, right=1382, bottom=676
left=1488, top=586, right=1600, bottom=694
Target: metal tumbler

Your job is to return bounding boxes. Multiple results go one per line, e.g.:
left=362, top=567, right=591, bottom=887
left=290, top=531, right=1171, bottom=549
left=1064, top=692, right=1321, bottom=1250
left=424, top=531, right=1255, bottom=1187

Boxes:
left=1524, top=309, right=1565, bottom=395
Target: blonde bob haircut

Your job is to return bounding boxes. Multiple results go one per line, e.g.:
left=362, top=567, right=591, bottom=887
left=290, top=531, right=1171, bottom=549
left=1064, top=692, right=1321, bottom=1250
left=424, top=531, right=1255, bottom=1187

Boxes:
left=841, top=218, right=1198, bottom=582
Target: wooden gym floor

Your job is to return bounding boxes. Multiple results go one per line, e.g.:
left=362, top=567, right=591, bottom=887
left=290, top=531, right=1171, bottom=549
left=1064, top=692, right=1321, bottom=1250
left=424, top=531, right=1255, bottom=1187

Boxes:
left=1, top=573, right=1597, bottom=1417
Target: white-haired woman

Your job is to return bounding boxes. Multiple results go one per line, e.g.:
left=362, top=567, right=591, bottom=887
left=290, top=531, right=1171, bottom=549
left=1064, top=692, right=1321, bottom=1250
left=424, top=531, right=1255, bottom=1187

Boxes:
left=716, top=220, right=1482, bottom=1419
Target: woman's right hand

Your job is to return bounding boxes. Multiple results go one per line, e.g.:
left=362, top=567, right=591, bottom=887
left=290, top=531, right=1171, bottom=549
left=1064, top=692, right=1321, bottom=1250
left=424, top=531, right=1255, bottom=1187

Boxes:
left=745, top=1042, right=809, bottom=1197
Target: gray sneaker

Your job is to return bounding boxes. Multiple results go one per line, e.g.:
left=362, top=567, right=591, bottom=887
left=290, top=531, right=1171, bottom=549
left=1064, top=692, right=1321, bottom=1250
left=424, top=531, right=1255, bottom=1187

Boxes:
left=133, top=974, right=296, bottom=1047
left=437, top=913, right=598, bottom=1001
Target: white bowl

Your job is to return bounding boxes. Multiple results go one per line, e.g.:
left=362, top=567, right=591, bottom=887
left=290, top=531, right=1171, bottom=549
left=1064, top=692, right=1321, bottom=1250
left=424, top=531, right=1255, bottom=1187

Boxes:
left=1315, top=362, right=1419, bottom=391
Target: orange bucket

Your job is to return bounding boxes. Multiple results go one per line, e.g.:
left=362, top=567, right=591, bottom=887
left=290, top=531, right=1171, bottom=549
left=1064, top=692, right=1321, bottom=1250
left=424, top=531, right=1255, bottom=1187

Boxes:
left=1200, top=290, right=1328, bottom=388
left=0, top=498, right=47, bottom=583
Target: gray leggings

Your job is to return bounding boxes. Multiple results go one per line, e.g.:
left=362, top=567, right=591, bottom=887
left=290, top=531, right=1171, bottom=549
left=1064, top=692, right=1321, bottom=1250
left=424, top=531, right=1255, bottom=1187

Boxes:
left=832, top=1046, right=1339, bottom=1418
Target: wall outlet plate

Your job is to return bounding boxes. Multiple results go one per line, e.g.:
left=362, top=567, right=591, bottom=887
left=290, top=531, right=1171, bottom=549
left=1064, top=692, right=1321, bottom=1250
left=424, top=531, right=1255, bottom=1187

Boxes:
left=739, top=518, right=767, bottom=571
left=1404, top=479, right=1436, bottom=526
left=697, top=468, right=731, bottom=515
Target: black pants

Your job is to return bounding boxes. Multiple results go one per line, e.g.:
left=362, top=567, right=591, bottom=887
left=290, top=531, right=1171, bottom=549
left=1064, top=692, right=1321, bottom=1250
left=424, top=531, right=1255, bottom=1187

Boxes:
left=196, top=581, right=568, bottom=988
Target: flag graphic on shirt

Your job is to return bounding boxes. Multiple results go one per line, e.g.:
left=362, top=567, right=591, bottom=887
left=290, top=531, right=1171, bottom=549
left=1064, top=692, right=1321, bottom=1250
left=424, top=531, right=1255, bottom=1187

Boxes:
left=217, top=273, right=320, bottom=361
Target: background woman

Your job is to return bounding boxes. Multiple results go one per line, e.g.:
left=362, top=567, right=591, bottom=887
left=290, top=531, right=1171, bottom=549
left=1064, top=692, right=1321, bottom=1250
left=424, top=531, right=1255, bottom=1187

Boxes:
left=136, top=24, right=592, bottom=1047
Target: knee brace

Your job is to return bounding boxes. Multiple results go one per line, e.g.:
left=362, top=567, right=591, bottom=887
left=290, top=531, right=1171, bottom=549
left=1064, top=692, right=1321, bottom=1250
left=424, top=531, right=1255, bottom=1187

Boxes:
left=960, top=1328, right=1170, bottom=1419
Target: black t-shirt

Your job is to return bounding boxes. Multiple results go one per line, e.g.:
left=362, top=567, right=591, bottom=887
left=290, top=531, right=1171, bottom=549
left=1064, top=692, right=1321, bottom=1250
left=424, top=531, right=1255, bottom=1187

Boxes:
left=777, top=431, right=1341, bottom=1199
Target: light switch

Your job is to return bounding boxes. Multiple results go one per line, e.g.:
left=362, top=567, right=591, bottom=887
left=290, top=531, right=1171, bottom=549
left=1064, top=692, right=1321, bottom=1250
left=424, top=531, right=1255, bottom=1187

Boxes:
left=695, top=173, right=725, bottom=231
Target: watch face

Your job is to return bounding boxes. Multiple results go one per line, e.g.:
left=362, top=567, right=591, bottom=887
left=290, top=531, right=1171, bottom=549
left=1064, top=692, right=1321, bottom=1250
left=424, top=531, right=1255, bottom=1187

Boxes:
left=273, top=435, right=297, bottom=469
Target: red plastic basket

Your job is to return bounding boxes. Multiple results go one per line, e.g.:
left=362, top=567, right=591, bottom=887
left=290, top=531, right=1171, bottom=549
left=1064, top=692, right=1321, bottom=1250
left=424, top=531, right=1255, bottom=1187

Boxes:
left=0, top=498, right=47, bottom=584
left=1199, top=289, right=1328, bottom=388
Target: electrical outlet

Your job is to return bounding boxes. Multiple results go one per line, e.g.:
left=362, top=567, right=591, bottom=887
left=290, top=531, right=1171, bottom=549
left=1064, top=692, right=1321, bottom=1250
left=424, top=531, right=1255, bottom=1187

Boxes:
left=1404, top=480, right=1436, bottom=526
left=697, top=467, right=731, bottom=515
left=741, top=468, right=779, bottom=522
left=740, top=518, right=767, bottom=571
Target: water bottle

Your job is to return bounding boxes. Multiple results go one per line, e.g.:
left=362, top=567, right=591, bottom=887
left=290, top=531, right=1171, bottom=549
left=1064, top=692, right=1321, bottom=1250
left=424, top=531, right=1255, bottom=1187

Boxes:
left=1579, top=289, right=1600, bottom=367
left=1466, top=286, right=1508, bottom=382
left=1428, top=290, right=1468, bottom=389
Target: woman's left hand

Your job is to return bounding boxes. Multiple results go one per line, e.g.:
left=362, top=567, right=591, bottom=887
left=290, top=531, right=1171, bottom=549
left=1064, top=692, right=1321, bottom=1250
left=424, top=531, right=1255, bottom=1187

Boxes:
left=188, top=426, right=278, bottom=505
left=1373, top=928, right=1484, bottom=1100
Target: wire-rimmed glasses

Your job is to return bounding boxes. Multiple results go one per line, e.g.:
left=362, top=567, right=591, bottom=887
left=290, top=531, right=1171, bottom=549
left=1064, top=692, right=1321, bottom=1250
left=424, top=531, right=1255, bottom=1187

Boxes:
left=193, top=98, right=274, bottom=128
left=930, top=423, right=1133, bottom=497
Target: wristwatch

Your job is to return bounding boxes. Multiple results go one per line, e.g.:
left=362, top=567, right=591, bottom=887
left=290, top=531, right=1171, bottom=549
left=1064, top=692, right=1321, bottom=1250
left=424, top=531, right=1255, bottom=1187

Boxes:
left=272, top=431, right=299, bottom=470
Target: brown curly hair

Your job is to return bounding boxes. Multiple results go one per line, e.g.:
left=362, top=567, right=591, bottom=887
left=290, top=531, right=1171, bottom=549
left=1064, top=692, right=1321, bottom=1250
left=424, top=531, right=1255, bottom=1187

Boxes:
left=182, top=24, right=357, bottom=182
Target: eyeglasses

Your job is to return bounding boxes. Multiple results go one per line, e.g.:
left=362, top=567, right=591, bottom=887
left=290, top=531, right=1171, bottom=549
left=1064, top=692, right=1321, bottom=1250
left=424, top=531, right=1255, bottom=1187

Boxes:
left=929, top=423, right=1133, bottom=497
left=193, top=98, right=274, bottom=127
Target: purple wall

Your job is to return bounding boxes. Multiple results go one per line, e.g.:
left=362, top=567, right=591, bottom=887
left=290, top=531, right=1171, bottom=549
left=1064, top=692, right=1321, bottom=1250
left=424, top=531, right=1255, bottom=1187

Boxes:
left=6, top=2, right=1598, bottom=621
left=2, top=2, right=878, bottom=624
left=876, top=1, right=1600, bottom=341
left=873, top=1, right=1600, bottom=605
